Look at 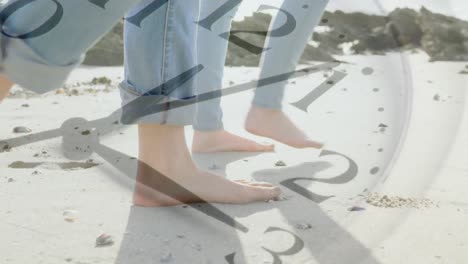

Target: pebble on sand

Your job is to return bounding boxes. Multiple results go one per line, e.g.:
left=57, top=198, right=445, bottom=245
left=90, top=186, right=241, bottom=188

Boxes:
left=95, top=233, right=114, bottom=247
left=13, top=126, right=32, bottom=134
left=348, top=206, right=366, bottom=212
left=160, top=252, right=173, bottom=263
left=275, top=160, right=287, bottom=167
left=295, top=223, right=313, bottom=230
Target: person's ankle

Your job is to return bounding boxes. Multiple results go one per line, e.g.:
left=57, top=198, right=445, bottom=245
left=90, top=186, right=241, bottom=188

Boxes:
left=250, top=103, right=283, bottom=112
left=0, top=74, right=14, bottom=102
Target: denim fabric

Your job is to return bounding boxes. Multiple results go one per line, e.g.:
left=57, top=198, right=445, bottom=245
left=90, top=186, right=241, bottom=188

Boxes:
left=194, top=0, right=328, bottom=130
left=253, top=0, right=329, bottom=109
left=0, top=0, right=140, bottom=93
left=193, top=0, right=239, bottom=131
left=120, top=0, right=200, bottom=125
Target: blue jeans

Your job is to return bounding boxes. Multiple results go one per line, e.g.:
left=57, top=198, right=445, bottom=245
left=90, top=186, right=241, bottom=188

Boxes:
left=193, top=0, right=240, bottom=131
left=194, top=0, right=328, bottom=131
left=0, top=0, right=140, bottom=93
left=120, top=0, right=200, bottom=125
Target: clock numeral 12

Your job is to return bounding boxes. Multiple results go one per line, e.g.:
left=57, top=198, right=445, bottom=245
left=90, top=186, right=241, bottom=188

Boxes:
left=198, top=1, right=297, bottom=54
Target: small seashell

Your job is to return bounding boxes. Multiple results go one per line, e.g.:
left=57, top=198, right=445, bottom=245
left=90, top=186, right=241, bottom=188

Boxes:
left=189, top=242, right=202, bottom=251
left=295, top=223, right=313, bottom=230
left=63, top=210, right=78, bottom=222
left=160, top=252, right=173, bottom=263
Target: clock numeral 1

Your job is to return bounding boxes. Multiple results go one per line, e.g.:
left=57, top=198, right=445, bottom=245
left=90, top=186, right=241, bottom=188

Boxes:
left=291, top=70, right=347, bottom=113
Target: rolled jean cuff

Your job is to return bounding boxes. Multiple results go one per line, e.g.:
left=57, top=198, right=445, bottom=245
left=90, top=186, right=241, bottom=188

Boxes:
left=2, top=37, right=81, bottom=94
left=251, top=100, right=283, bottom=110
left=119, top=81, right=196, bottom=126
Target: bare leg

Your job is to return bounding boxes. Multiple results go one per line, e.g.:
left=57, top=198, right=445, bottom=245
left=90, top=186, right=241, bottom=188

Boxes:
left=245, top=106, right=324, bottom=149
left=134, top=124, right=281, bottom=207
left=0, top=75, right=14, bottom=102
left=192, top=130, right=275, bottom=153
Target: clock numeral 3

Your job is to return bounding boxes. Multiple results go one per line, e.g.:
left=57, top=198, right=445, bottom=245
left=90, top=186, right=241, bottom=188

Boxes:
left=262, top=227, right=305, bottom=264
left=225, top=227, right=305, bottom=264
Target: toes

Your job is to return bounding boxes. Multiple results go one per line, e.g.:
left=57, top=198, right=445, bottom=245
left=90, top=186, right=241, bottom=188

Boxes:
left=235, top=180, right=274, bottom=187
left=234, top=180, right=248, bottom=184
left=306, top=140, right=324, bottom=149
left=243, top=185, right=281, bottom=202
left=255, top=143, right=275, bottom=152
left=245, top=182, right=275, bottom=187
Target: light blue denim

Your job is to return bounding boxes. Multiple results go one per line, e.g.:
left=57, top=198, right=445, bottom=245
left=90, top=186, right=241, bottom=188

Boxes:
left=120, top=0, right=200, bottom=125
left=193, top=0, right=240, bottom=131
left=254, top=0, right=329, bottom=109
left=0, top=0, right=141, bottom=93
left=194, top=0, right=329, bottom=131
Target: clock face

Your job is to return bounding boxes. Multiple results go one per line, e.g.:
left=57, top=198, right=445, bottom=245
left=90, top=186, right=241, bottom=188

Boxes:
left=111, top=55, right=412, bottom=263
left=1, top=1, right=465, bottom=264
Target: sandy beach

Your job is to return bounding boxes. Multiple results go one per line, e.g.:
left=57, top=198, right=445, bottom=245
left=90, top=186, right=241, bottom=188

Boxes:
left=1, top=52, right=467, bottom=263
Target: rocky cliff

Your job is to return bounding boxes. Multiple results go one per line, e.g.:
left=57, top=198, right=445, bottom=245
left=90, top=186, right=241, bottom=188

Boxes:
left=84, top=7, right=468, bottom=66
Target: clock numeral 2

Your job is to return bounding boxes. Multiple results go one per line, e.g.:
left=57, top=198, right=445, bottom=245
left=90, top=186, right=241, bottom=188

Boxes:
left=281, top=150, right=359, bottom=204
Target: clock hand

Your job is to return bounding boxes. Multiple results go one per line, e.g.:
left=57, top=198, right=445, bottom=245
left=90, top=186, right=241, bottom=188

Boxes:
left=0, top=128, right=63, bottom=153
left=119, top=61, right=341, bottom=125
left=0, top=61, right=338, bottom=153
left=87, top=61, right=341, bottom=136
left=1, top=61, right=342, bottom=235
left=0, top=66, right=204, bottom=154
left=92, top=140, right=249, bottom=233
left=86, top=65, right=205, bottom=134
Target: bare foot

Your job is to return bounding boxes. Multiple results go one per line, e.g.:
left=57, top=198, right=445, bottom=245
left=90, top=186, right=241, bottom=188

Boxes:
left=192, top=130, right=274, bottom=153
left=0, top=75, right=14, bottom=102
left=245, top=106, right=324, bottom=149
left=134, top=124, right=281, bottom=207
